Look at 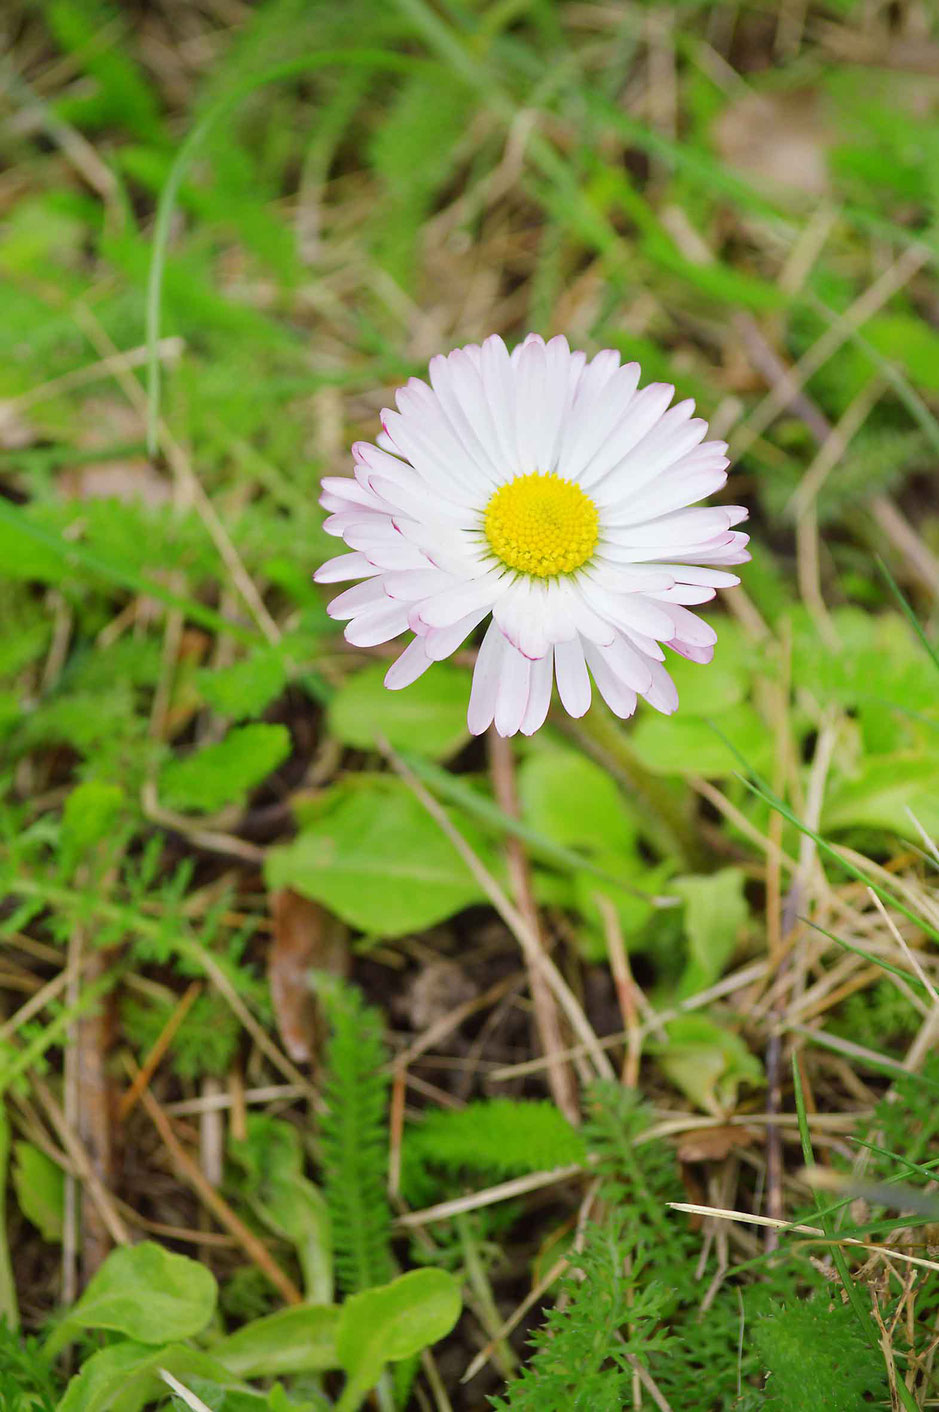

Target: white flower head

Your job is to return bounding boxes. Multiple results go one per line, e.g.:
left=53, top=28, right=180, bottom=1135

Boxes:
left=315, top=334, right=748, bottom=737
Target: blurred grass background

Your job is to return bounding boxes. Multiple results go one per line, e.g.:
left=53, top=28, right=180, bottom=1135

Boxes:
left=4, top=0, right=939, bottom=1407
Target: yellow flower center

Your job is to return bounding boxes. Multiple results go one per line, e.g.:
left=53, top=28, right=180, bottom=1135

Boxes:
left=483, top=472, right=599, bottom=578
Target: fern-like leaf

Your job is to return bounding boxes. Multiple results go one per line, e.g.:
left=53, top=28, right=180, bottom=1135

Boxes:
left=316, top=976, right=392, bottom=1295
left=402, top=1098, right=586, bottom=1206
left=751, top=1299, right=885, bottom=1410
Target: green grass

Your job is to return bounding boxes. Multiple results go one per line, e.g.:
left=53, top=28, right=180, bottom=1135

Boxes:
left=3, top=0, right=939, bottom=1407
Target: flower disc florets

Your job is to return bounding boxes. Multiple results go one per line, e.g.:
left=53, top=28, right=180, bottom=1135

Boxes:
left=315, top=333, right=749, bottom=737
left=483, top=472, right=599, bottom=578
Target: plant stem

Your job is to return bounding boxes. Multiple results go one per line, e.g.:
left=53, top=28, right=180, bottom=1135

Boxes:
left=0, top=1108, right=18, bottom=1331
left=457, top=1212, right=517, bottom=1377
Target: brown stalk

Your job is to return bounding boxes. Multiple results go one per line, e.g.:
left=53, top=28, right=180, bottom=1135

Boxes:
left=488, top=729, right=580, bottom=1123
left=128, top=1058, right=303, bottom=1305
left=118, top=981, right=202, bottom=1121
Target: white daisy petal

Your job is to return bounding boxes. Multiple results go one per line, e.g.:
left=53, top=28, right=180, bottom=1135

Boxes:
left=494, top=643, right=532, bottom=737
left=520, top=653, right=554, bottom=736
left=478, top=334, right=520, bottom=473
left=670, top=641, right=715, bottom=664
left=467, top=622, right=507, bottom=735
left=660, top=603, right=718, bottom=647
left=607, top=462, right=728, bottom=525
left=602, top=632, right=655, bottom=693
left=660, top=565, right=741, bottom=588
left=342, top=524, right=429, bottom=570
left=427, top=355, right=502, bottom=484
left=384, top=638, right=434, bottom=690
left=655, top=584, right=717, bottom=605
left=421, top=607, right=490, bottom=661
left=327, top=580, right=388, bottom=620
left=382, top=568, right=453, bottom=601
left=344, top=599, right=412, bottom=648
left=316, top=336, right=747, bottom=735
left=494, top=579, right=551, bottom=660
left=353, top=441, right=474, bottom=511
left=314, top=551, right=377, bottom=583
left=579, top=382, right=677, bottom=489
left=585, top=643, right=638, bottom=720
left=554, top=636, right=592, bottom=718
left=558, top=359, right=641, bottom=482
left=642, top=659, right=680, bottom=714
left=606, top=504, right=747, bottom=550
left=383, top=398, right=487, bottom=497
left=415, top=570, right=510, bottom=630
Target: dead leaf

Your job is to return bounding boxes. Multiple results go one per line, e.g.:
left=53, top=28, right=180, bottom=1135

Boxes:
left=713, top=90, right=831, bottom=197
left=401, top=959, right=477, bottom=1032
left=677, top=1124, right=760, bottom=1164
left=59, top=459, right=171, bottom=506
left=0, top=403, right=37, bottom=449
left=268, top=889, right=348, bottom=1062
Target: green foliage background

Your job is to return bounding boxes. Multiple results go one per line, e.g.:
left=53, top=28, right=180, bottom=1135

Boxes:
left=2, top=0, right=939, bottom=1408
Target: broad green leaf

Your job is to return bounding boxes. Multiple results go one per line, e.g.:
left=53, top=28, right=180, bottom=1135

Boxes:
left=229, top=1115, right=331, bottom=1302
left=337, top=1268, right=461, bottom=1394
left=57, top=1340, right=233, bottom=1412
left=789, top=608, right=934, bottom=713
left=519, top=744, right=665, bottom=952
left=665, top=626, right=749, bottom=718
left=657, top=1015, right=763, bottom=1116
left=630, top=702, right=772, bottom=778
left=867, top=313, right=939, bottom=393
left=12, top=1141, right=64, bottom=1243
left=212, top=1304, right=340, bottom=1378
left=197, top=651, right=287, bottom=719
left=823, top=754, right=939, bottom=843
left=265, top=776, right=485, bottom=937
left=518, top=746, right=638, bottom=857
left=44, top=1241, right=217, bottom=1358
left=328, top=661, right=470, bottom=759
left=159, top=723, right=291, bottom=813
left=674, top=868, right=748, bottom=997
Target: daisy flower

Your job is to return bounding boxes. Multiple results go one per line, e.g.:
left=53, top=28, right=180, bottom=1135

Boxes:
left=315, top=334, right=748, bottom=737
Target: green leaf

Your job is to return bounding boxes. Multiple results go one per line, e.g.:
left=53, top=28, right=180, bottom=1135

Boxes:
left=44, top=1241, right=217, bottom=1358
left=630, top=702, right=772, bottom=778
left=518, top=746, right=638, bottom=859
left=402, top=1099, right=586, bottom=1204
left=328, top=661, right=470, bottom=759
left=61, top=782, right=126, bottom=873
left=336, top=1268, right=461, bottom=1397
left=57, top=1340, right=233, bottom=1412
left=265, top=776, right=485, bottom=937
left=0, top=510, right=68, bottom=584
left=159, top=723, right=291, bottom=813
left=656, top=1015, right=763, bottom=1116
left=823, top=753, right=939, bottom=843
left=665, top=628, right=749, bottom=718
left=789, top=607, right=934, bottom=712
left=229, top=1115, right=332, bottom=1303
left=519, top=743, right=665, bottom=953
left=197, top=651, right=287, bottom=720
left=753, top=1299, right=887, bottom=1411
left=212, top=1304, right=340, bottom=1378
left=12, top=1142, right=64, bottom=1244
left=866, top=312, right=939, bottom=393
left=674, top=868, right=748, bottom=997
